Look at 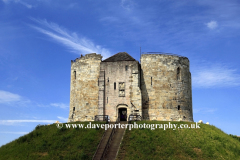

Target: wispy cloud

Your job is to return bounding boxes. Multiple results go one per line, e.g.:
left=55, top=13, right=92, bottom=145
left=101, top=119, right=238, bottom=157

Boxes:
left=192, top=64, right=240, bottom=88
left=193, top=108, right=217, bottom=114
left=120, top=0, right=135, bottom=11
left=0, top=120, right=56, bottom=125
left=0, top=90, right=68, bottom=110
left=18, top=0, right=32, bottom=9
left=99, top=16, right=119, bottom=23
left=2, top=0, right=32, bottom=9
left=2, top=0, right=9, bottom=3
left=0, top=90, right=31, bottom=106
left=206, top=21, right=218, bottom=29
left=0, top=90, right=22, bottom=103
left=30, top=18, right=111, bottom=59
left=57, top=116, right=68, bottom=122
left=36, top=102, right=68, bottom=109
left=98, top=0, right=240, bottom=49
left=50, top=103, right=68, bottom=109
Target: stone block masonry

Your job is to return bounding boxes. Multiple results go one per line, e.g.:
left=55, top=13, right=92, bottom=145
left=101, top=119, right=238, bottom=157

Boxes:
left=68, top=52, right=193, bottom=122
left=141, top=54, right=193, bottom=121
left=68, top=53, right=102, bottom=122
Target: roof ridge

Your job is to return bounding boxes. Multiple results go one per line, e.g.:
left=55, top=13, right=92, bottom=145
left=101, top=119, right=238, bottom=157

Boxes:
left=102, top=52, right=136, bottom=62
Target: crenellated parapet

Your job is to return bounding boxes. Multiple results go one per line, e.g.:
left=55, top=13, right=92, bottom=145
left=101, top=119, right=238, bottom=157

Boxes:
left=71, top=53, right=102, bottom=63
left=68, top=52, right=193, bottom=122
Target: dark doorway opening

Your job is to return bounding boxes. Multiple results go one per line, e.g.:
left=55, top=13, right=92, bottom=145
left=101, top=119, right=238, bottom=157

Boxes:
left=118, top=108, right=127, bottom=121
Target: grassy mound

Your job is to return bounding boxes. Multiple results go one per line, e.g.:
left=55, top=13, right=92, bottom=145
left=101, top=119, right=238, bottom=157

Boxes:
left=0, top=122, right=105, bottom=160
left=117, top=121, right=240, bottom=160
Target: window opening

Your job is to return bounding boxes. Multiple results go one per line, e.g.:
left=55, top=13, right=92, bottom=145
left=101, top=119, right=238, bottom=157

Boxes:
left=178, top=105, right=180, bottom=110
left=119, top=82, right=125, bottom=97
left=74, top=71, right=76, bottom=79
left=177, top=67, right=180, bottom=80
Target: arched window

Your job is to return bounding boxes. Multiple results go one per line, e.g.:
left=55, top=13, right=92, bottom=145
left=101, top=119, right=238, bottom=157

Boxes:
left=177, top=67, right=180, bottom=80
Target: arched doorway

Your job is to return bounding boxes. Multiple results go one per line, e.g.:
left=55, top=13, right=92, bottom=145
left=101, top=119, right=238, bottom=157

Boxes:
left=118, top=108, right=127, bottom=121
left=116, top=104, right=128, bottom=121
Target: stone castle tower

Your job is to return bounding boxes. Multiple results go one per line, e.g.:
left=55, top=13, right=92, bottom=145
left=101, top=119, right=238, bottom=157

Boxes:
left=68, top=52, right=193, bottom=122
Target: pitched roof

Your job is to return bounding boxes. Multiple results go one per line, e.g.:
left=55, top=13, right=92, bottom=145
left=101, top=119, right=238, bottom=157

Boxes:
left=102, top=52, right=136, bottom=62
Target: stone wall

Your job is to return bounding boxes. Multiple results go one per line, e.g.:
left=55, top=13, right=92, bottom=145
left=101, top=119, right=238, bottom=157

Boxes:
left=141, top=54, right=193, bottom=122
left=68, top=52, right=193, bottom=122
left=68, top=53, right=102, bottom=122
left=100, top=61, right=142, bottom=121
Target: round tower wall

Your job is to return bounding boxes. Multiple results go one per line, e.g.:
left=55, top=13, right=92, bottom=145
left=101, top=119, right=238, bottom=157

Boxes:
left=68, top=53, right=102, bottom=122
left=140, top=54, right=193, bottom=122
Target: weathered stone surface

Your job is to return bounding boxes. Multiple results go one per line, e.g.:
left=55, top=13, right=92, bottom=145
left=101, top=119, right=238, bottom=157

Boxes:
left=68, top=53, right=102, bottom=122
left=141, top=54, right=193, bottom=122
left=100, top=60, right=142, bottom=122
left=68, top=52, right=193, bottom=122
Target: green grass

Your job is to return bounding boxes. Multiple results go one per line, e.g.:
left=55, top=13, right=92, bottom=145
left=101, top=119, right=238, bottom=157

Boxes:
left=0, top=121, right=105, bottom=160
left=1, top=121, right=240, bottom=160
left=117, top=121, right=240, bottom=160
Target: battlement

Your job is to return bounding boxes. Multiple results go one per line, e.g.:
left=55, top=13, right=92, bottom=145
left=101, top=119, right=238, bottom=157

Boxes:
left=141, top=52, right=187, bottom=58
left=68, top=52, right=193, bottom=122
left=141, top=52, right=190, bottom=68
left=71, top=53, right=102, bottom=63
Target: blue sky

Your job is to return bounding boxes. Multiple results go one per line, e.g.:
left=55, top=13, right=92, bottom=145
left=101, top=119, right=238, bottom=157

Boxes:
left=0, top=0, right=240, bottom=147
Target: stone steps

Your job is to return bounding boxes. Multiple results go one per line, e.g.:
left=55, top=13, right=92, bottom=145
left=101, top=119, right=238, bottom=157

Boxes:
left=92, top=121, right=127, bottom=160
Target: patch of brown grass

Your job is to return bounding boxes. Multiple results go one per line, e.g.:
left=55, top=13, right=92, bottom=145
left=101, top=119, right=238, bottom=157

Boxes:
left=33, top=152, right=48, bottom=156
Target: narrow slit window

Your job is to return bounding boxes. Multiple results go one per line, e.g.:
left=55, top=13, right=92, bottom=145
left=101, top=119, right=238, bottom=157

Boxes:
left=114, top=82, right=116, bottom=90
left=74, top=71, right=76, bottom=79
left=151, top=77, right=152, bottom=86
left=73, top=107, right=75, bottom=111
left=177, top=67, right=180, bottom=80
left=107, top=97, right=108, bottom=103
left=108, top=77, right=109, bottom=82
left=178, top=105, right=180, bottom=110
left=125, top=65, right=128, bottom=71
